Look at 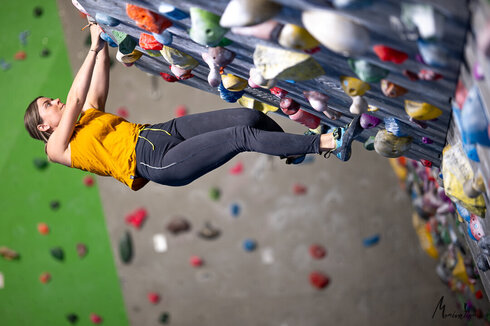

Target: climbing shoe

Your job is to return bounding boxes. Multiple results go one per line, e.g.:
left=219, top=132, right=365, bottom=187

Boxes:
left=325, top=114, right=363, bottom=161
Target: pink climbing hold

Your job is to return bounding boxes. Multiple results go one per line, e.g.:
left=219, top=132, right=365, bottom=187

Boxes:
left=293, top=183, right=307, bottom=195
left=455, top=80, right=468, bottom=109
left=189, top=255, right=203, bottom=267
left=280, top=97, right=300, bottom=115
left=139, top=33, right=163, bottom=50
left=83, top=175, right=94, bottom=187
left=309, top=271, right=329, bottom=289
left=229, top=161, right=244, bottom=175
left=90, top=313, right=103, bottom=324
left=175, top=105, right=188, bottom=117
left=309, top=244, right=326, bottom=259
left=289, top=109, right=320, bottom=129
left=418, top=69, right=443, bottom=81
left=373, top=45, right=408, bottom=64
left=148, top=292, right=160, bottom=304
left=160, top=72, right=178, bottom=82
left=117, top=106, right=129, bottom=119
left=125, top=208, right=148, bottom=229
left=270, top=87, right=288, bottom=99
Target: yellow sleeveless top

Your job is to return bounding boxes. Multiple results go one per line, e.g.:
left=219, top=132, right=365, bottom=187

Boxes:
left=70, top=108, right=149, bottom=191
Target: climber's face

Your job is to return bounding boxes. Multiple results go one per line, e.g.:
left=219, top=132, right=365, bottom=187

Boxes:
left=36, top=97, right=65, bottom=132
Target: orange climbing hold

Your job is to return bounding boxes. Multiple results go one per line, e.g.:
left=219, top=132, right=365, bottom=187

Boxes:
left=126, top=4, right=172, bottom=34
left=39, top=272, right=51, bottom=284
left=38, top=222, right=49, bottom=235
left=139, top=33, right=163, bottom=51
left=14, top=51, right=26, bottom=60
left=373, top=45, right=408, bottom=64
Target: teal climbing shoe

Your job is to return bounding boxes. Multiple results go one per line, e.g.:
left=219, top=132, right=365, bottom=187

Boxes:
left=326, top=114, right=363, bottom=161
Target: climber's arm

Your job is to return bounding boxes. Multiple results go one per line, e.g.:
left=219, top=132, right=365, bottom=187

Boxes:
left=82, top=41, right=110, bottom=112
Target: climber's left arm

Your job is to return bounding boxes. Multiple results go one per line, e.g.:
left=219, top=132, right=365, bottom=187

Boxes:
left=82, top=42, right=110, bottom=112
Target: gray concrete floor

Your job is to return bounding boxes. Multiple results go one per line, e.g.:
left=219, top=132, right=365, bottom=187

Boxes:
left=58, top=2, right=474, bottom=325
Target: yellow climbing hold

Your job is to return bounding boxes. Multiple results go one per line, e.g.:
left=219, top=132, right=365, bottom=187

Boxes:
left=145, top=49, right=162, bottom=57
left=277, top=24, right=320, bottom=51
left=412, top=212, right=439, bottom=259
left=253, top=44, right=324, bottom=81
left=238, top=96, right=278, bottom=114
left=374, top=129, right=412, bottom=158
left=221, top=74, right=248, bottom=91
left=116, top=49, right=143, bottom=64
left=367, top=105, right=379, bottom=112
left=161, top=45, right=199, bottom=70
left=404, top=100, right=442, bottom=120
left=340, top=76, right=370, bottom=96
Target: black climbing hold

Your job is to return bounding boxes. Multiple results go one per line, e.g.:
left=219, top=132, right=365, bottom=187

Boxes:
left=50, top=247, right=64, bottom=261
left=50, top=200, right=60, bottom=210
left=66, top=313, right=78, bottom=324
left=40, top=48, right=50, bottom=57
left=477, top=254, right=490, bottom=272
left=33, top=157, right=48, bottom=170
left=33, top=6, right=43, bottom=18
left=198, top=222, right=221, bottom=240
left=119, top=231, right=133, bottom=264
left=159, top=312, right=170, bottom=324
left=166, top=216, right=191, bottom=235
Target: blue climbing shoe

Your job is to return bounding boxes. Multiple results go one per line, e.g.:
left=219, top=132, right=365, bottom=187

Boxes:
left=326, top=114, right=363, bottom=161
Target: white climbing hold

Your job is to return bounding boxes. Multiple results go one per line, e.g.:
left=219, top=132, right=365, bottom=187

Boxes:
left=349, top=96, right=368, bottom=114
left=153, top=234, right=168, bottom=253
left=220, top=0, right=282, bottom=28
left=0, top=272, right=4, bottom=289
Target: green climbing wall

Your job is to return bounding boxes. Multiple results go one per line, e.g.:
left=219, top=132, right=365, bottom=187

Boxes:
left=0, top=1, right=129, bottom=325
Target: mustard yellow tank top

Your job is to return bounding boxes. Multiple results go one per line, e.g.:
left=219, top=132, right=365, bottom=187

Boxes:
left=70, top=108, right=149, bottom=191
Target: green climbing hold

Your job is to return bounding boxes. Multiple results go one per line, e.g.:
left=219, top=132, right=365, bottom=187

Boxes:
left=347, top=59, right=389, bottom=83
left=33, top=157, right=48, bottom=170
left=159, top=312, right=170, bottom=324
left=189, top=7, right=229, bottom=46
left=50, top=247, right=64, bottom=261
left=119, top=231, right=133, bottom=264
left=217, top=37, right=233, bottom=47
left=364, top=136, right=375, bottom=151
left=209, top=187, right=221, bottom=201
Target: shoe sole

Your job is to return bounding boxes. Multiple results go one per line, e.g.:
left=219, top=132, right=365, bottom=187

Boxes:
left=335, top=114, right=363, bottom=161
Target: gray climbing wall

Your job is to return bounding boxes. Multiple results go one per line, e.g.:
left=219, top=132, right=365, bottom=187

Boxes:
left=76, top=0, right=470, bottom=167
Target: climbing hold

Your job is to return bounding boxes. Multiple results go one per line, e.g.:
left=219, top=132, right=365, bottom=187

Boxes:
left=477, top=254, right=490, bottom=271
left=19, top=31, right=29, bottom=46
left=0, top=247, right=20, bottom=260
left=160, top=72, right=178, bottom=82
left=50, top=247, right=64, bottom=261
left=309, top=244, right=326, bottom=259
left=363, top=234, right=380, bottom=247
left=280, top=97, right=300, bottom=115
left=309, top=271, right=329, bottom=289
left=340, top=76, right=370, bottom=97
left=409, top=117, right=428, bottom=129
left=248, top=67, right=276, bottom=89
left=270, top=87, right=288, bottom=99
left=90, top=313, right=103, bottom=324
left=381, top=80, right=408, bottom=98
left=95, top=12, right=120, bottom=27
left=360, top=113, right=380, bottom=129
left=230, top=203, right=241, bottom=217
left=189, top=7, right=229, bottom=46
left=231, top=19, right=283, bottom=42
left=152, top=30, right=173, bottom=46
left=238, top=96, right=279, bottom=114
left=0, top=272, right=3, bottom=289
left=403, top=69, right=419, bottom=81
left=148, top=292, right=160, bottom=304
left=83, top=175, right=95, bottom=187
left=373, top=45, right=408, bottom=64
left=218, top=82, right=245, bottom=102
left=302, top=10, right=370, bottom=56
left=175, top=105, right=188, bottom=117
left=189, top=255, right=204, bottom=267
left=158, top=4, right=189, bottom=20
left=76, top=243, right=88, bottom=258
left=33, top=157, right=48, bottom=170
left=347, top=59, right=389, bottom=83
left=350, top=96, right=368, bottom=114
left=404, top=100, right=442, bottom=120
left=161, top=46, right=199, bottom=71
left=14, top=51, right=26, bottom=60
left=115, top=107, right=129, bottom=119
left=38, top=223, right=49, bottom=235
left=417, top=39, right=449, bottom=68
left=418, top=69, right=443, bottom=81
left=220, top=0, right=281, bottom=28
left=209, top=187, right=221, bottom=201
left=253, top=44, right=324, bottom=81
left=100, top=33, right=117, bottom=47
left=479, top=236, right=490, bottom=256
left=0, top=58, right=11, bottom=71
left=125, top=208, right=148, bottom=229
left=374, top=129, right=412, bottom=158
left=289, top=109, right=321, bottom=129
left=39, top=272, right=51, bottom=284
left=126, top=4, right=172, bottom=34
left=475, top=289, right=483, bottom=300
left=166, top=216, right=191, bottom=235
left=139, top=33, right=163, bottom=51
left=364, top=136, right=375, bottom=150
left=159, top=312, right=170, bottom=324
left=303, top=91, right=341, bottom=120
left=400, top=3, right=444, bottom=40
left=384, top=117, right=409, bottom=137
left=293, top=183, right=307, bottom=195
left=50, top=200, right=60, bottom=210
left=66, top=314, right=78, bottom=324
left=229, top=161, right=244, bottom=175
left=243, top=239, right=257, bottom=251
left=473, top=62, right=484, bottom=80
left=112, top=31, right=137, bottom=55
left=201, top=47, right=235, bottom=87
left=332, top=0, right=373, bottom=9
left=422, top=137, right=433, bottom=144
left=461, top=86, right=490, bottom=146
left=277, top=23, right=320, bottom=52
left=33, top=6, right=43, bottom=17
left=119, top=231, right=133, bottom=264
left=222, top=74, right=248, bottom=91
left=116, top=49, right=143, bottom=66
left=420, top=159, right=432, bottom=167
left=470, top=214, right=485, bottom=241
left=198, top=222, right=221, bottom=240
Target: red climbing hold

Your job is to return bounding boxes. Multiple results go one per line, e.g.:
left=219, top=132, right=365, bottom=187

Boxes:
left=38, top=223, right=49, bottom=235
left=418, top=69, right=443, bottom=81
left=373, top=45, right=408, bottom=64
left=83, top=175, right=94, bottom=187
left=280, top=97, right=300, bottom=115
left=160, top=72, right=178, bottom=82
left=475, top=289, right=483, bottom=299
left=289, top=109, right=320, bottom=129
left=403, top=70, right=419, bottom=81
left=117, top=107, right=129, bottom=118
left=420, top=159, right=432, bottom=167
left=229, top=161, right=243, bottom=175
left=189, top=255, right=203, bottom=267
left=125, top=208, right=148, bottom=229
left=14, top=51, right=26, bottom=60
left=304, top=46, right=321, bottom=54
left=175, top=105, right=188, bottom=117
left=90, top=313, right=102, bottom=324
left=148, top=292, right=161, bottom=304
left=309, top=244, right=326, bottom=259
left=126, top=4, right=172, bottom=34
left=270, top=87, right=288, bottom=99
left=39, top=272, right=51, bottom=284
left=309, top=271, right=329, bottom=289
left=293, top=183, right=307, bottom=195
left=139, top=33, right=163, bottom=51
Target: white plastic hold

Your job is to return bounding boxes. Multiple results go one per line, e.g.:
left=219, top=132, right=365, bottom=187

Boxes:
left=349, top=96, right=368, bottom=114
left=249, top=67, right=276, bottom=89
left=153, top=234, right=168, bottom=253
left=401, top=3, right=445, bottom=40
left=220, top=0, right=282, bottom=28
left=202, top=52, right=220, bottom=87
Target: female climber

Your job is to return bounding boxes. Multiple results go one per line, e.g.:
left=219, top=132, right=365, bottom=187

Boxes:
left=24, top=22, right=362, bottom=191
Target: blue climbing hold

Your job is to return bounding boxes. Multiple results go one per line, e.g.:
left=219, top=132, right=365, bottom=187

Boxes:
left=461, top=85, right=490, bottom=147
left=95, top=12, right=120, bottom=27
left=455, top=203, right=471, bottom=222
left=100, top=33, right=118, bottom=47
left=158, top=4, right=189, bottom=20
left=218, top=82, right=244, bottom=103
left=153, top=30, right=173, bottom=45
left=230, top=203, right=241, bottom=217
left=417, top=39, right=450, bottom=68
left=243, top=239, right=257, bottom=252
left=363, top=234, right=380, bottom=247
left=384, top=117, right=409, bottom=137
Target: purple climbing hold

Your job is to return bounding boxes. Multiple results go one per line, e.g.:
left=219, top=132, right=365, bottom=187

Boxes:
left=422, top=137, right=433, bottom=144
left=473, top=62, right=484, bottom=81
left=360, top=113, right=380, bottom=129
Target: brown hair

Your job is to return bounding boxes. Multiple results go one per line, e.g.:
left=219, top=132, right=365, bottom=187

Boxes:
left=24, top=96, right=51, bottom=143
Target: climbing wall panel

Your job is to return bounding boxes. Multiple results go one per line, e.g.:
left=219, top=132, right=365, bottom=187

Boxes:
left=75, top=0, right=469, bottom=167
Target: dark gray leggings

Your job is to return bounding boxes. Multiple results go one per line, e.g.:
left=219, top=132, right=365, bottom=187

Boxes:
left=135, top=108, right=321, bottom=186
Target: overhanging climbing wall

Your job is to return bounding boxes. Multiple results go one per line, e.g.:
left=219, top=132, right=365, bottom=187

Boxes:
left=74, top=0, right=470, bottom=167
